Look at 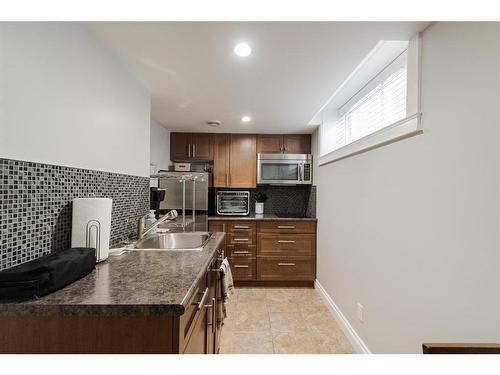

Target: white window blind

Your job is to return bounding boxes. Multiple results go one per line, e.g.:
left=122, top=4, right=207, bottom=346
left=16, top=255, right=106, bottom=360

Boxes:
left=331, top=62, right=407, bottom=152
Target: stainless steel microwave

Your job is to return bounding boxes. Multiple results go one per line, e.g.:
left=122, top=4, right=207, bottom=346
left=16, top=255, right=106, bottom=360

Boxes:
left=257, top=154, right=312, bottom=185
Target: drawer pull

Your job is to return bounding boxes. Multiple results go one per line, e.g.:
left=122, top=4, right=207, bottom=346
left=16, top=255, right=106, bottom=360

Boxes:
left=278, top=263, right=296, bottom=266
left=234, top=225, right=250, bottom=229
left=196, top=287, right=209, bottom=310
left=233, top=238, right=249, bottom=242
left=278, top=225, right=296, bottom=229
left=233, top=250, right=249, bottom=254
left=234, top=265, right=249, bottom=268
left=278, top=240, right=296, bottom=243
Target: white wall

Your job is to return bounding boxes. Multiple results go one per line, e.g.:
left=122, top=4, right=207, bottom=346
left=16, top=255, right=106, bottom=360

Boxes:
left=314, top=22, right=500, bottom=353
left=150, top=119, right=171, bottom=173
left=0, top=23, right=150, bottom=176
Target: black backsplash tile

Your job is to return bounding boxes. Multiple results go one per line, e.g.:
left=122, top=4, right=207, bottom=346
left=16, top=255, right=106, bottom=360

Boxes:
left=210, top=185, right=316, bottom=217
left=0, top=158, right=149, bottom=271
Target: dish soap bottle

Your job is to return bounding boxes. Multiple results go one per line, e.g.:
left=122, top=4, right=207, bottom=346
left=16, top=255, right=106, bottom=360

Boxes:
left=144, top=210, right=157, bottom=237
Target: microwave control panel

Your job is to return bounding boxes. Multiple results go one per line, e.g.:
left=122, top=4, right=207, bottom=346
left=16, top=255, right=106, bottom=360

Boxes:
left=303, top=164, right=311, bottom=181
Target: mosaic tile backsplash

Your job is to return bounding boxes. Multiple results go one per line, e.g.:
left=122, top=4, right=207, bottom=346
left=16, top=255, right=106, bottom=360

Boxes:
left=0, top=158, right=149, bottom=271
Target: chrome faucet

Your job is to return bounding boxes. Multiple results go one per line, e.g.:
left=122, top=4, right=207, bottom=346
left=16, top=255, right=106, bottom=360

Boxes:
left=137, top=210, right=178, bottom=239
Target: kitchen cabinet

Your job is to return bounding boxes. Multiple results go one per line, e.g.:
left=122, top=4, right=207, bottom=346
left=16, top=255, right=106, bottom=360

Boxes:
left=170, top=132, right=213, bottom=161
left=213, top=134, right=256, bottom=188
left=209, top=221, right=257, bottom=282
left=0, top=244, right=224, bottom=354
left=181, top=252, right=220, bottom=354
left=257, top=134, right=311, bottom=154
left=209, top=219, right=316, bottom=286
left=256, top=135, right=283, bottom=153
left=283, top=134, right=311, bottom=154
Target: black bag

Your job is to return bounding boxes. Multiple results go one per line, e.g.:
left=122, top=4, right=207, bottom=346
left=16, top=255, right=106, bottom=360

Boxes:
left=0, top=248, right=96, bottom=299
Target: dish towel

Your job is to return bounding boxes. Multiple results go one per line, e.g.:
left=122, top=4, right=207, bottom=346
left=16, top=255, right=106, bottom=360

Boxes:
left=219, top=258, right=234, bottom=320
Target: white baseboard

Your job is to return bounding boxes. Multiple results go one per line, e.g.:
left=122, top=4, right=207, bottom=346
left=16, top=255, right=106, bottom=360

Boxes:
left=314, top=280, right=371, bottom=354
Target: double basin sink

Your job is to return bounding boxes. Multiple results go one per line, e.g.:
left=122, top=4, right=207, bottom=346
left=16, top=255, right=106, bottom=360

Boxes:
left=132, top=232, right=213, bottom=251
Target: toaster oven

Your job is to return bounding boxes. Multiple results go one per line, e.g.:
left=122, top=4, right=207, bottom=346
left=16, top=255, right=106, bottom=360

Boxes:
left=216, top=191, right=250, bottom=216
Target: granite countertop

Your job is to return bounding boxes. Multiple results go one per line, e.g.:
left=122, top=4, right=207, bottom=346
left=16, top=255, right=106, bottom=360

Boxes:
left=0, top=232, right=225, bottom=317
left=208, top=214, right=317, bottom=221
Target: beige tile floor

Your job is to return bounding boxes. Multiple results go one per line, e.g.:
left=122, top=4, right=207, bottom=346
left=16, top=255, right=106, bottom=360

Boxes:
left=219, top=287, right=354, bottom=354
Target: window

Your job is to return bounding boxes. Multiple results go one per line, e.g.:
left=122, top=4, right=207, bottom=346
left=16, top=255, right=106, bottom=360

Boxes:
left=332, top=55, right=407, bottom=151
left=313, top=36, right=422, bottom=165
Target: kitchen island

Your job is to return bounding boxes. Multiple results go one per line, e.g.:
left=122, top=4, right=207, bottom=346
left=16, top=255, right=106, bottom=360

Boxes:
left=0, top=232, right=225, bottom=354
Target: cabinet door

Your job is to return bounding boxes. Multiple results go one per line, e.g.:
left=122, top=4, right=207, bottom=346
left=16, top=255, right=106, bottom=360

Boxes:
left=170, top=133, right=192, bottom=161
left=192, top=133, right=213, bottom=160
left=229, top=134, right=256, bottom=188
left=213, top=134, right=229, bottom=188
left=257, top=135, right=283, bottom=153
left=283, top=134, right=311, bottom=154
left=183, top=306, right=208, bottom=354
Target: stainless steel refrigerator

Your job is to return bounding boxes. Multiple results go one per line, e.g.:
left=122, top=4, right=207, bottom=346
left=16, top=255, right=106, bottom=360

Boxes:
left=158, top=172, right=210, bottom=232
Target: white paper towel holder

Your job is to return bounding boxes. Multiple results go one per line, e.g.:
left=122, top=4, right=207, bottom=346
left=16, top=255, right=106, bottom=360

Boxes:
left=72, top=197, right=112, bottom=263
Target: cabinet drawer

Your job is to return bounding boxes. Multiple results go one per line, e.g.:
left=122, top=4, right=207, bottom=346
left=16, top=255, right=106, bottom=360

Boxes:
left=258, top=234, right=315, bottom=256
left=257, top=257, right=315, bottom=281
left=227, top=221, right=256, bottom=232
left=228, top=257, right=255, bottom=281
left=257, top=221, right=315, bottom=234
left=227, top=244, right=256, bottom=257
left=227, top=232, right=256, bottom=246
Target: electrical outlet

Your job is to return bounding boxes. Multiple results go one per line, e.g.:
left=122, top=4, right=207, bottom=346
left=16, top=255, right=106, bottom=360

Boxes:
left=356, top=302, right=364, bottom=323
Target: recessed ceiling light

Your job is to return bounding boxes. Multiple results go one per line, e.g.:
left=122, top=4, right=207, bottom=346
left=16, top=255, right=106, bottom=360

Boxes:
left=234, top=43, right=252, bottom=57
left=241, top=116, right=251, bottom=123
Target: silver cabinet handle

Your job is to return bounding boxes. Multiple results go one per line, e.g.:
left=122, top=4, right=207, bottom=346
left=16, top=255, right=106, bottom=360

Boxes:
left=233, top=238, right=249, bottom=242
left=188, top=144, right=191, bottom=158
left=234, top=225, right=250, bottom=229
left=278, top=240, right=296, bottom=243
left=197, top=287, right=209, bottom=310
left=234, top=265, right=249, bottom=268
left=278, top=263, right=296, bottom=266
left=193, top=143, right=196, bottom=158
left=278, top=225, right=295, bottom=229
left=233, top=250, right=249, bottom=254
left=205, top=297, right=216, bottom=333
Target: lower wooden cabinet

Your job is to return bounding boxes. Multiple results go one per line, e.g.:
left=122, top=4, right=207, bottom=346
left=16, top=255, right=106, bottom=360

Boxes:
left=256, top=256, right=315, bottom=281
left=228, top=256, right=256, bottom=280
left=0, top=246, right=224, bottom=354
left=209, top=219, right=316, bottom=285
left=257, top=233, right=315, bottom=257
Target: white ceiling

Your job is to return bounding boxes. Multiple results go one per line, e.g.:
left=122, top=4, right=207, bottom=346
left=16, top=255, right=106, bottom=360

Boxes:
left=87, top=22, right=429, bottom=134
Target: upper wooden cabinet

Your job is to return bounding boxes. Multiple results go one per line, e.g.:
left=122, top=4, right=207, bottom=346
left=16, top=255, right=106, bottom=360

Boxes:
left=170, top=133, right=213, bottom=161
left=257, top=134, right=311, bottom=154
left=229, top=134, right=257, bottom=188
left=256, top=135, right=283, bottom=153
left=213, top=134, right=230, bottom=187
left=213, top=133, right=256, bottom=188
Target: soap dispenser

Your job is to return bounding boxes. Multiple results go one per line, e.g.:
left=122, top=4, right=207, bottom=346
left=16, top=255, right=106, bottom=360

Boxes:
left=144, top=210, right=157, bottom=237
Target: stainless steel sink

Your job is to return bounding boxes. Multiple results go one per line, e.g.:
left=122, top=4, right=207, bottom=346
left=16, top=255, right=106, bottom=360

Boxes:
left=132, top=232, right=212, bottom=251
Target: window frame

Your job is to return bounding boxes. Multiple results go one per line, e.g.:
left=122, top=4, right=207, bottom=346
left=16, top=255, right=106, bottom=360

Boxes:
left=317, top=34, right=422, bottom=166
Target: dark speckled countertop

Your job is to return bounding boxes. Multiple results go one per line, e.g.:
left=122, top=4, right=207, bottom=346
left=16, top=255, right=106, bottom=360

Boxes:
left=208, top=214, right=317, bottom=221
left=0, top=232, right=225, bottom=317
